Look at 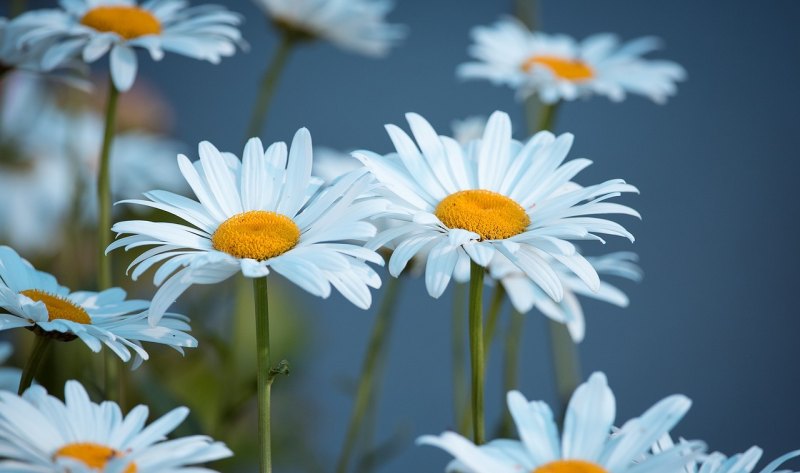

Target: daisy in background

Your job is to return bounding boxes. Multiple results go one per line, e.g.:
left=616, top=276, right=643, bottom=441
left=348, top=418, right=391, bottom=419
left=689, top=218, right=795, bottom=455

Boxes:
left=458, top=18, right=686, bottom=104
left=653, top=436, right=800, bottom=473
left=0, top=343, right=21, bottom=392
left=6, top=0, right=244, bottom=92
left=419, top=372, right=704, bottom=473
left=490, top=251, right=642, bottom=342
left=0, top=245, right=196, bottom=381
left=0, top=380, right=231, bottom=471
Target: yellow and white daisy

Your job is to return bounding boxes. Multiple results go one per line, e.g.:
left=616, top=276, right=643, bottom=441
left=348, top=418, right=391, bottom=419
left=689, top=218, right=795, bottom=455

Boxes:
left=355, top=111, right=639, bottom=299
left=0, top=380, right=232, bottom=471
left=458, top=18, right=686, bottom=104
left=490, top=252, right=642, bottom=342
left=0, top=246, right=196, bottom=365
left=254, top=0, right=405, bottom=57
left=419, top=372, right=703, bottom=473
left=7, top=0, right=243, bottom=91
left=109, top=130, right=386, bottom=324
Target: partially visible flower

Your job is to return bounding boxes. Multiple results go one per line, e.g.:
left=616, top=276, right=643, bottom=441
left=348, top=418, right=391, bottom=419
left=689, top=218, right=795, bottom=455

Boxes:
left=7, top=0, right=243, bottom=91
left=419, top=372, right=703, bottom=473
left=0, top=343, right=21, bottom=392
left=313, top=146, right=363, bottom=184
left=458, top=18, right=686, bottom=104
left=0, top=17, right=87, bottom=82
left=654, top=436, right=800, bottom=473
left=490, top=251, right=642, bottom=342
left=255, top=0, right=405, bottom=57
left=452, top=116, right=488, bottom=145
left=356, top=111, right=638, bottom=299
left=110, top=130, right=387, bottom=324
left=0, top=380, right=232, bottom=471
left=0, top=246, right=196, bottom=365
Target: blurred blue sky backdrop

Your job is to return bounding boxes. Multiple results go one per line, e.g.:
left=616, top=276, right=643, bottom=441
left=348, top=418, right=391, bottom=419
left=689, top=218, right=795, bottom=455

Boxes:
left=8, top=0, right=800, bottom=471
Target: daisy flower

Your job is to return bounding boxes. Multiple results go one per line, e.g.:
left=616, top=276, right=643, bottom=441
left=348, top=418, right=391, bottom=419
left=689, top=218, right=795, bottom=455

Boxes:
left=109, top=129, right=386, bottom=324
left=7, top=0, right=244, bottom=91
left=355, top=111, right=639, bottom=299
left=419, top=372, right=704, bottom=473
left=490, top=252, right=642, bottom=342
left=0, top=246, right=196, bottom=365
left=254, top=0, right=406, bottom=57
left=458, top=18, right=686, bottom=104
left=452, top=115, right=489, bottom=145
left=0, top=380, right=232, bottom=471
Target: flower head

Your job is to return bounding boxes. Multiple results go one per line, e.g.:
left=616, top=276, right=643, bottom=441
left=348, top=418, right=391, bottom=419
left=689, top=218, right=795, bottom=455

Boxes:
left=355, top=111, right=639, bottom=299
left=0, top=246, right=196, bottom=365
left=419, top=372, right=703, bottom=473
left=458, top=18, right=686, bottom=103
left=110, top=129, right=386, bottom=324
left=254, top=0, right=405, bottom=57
left=8, top=0, right=244, bottom=91
left=0, top=380, right=232, bottom=471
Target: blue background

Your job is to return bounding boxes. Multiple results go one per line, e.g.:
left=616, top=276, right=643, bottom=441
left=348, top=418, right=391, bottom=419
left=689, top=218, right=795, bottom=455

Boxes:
left=10, top=0, right=800, bottom=471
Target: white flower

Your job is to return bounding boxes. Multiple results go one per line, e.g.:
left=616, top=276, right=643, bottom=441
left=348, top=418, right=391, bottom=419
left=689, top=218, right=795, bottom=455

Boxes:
left=0, top=380, right=232, bottom=472
left=109, top=129, right=386, bottom=324
left=0, top=246, right=197, bottom=365
left=458, top=18, right=686, bottom=104
left=0, top=343, right=21, bottom=392
left=653, top=436, right=800, bottom=473
left=452, top=115, right=488, bottom=145
left=418, top=372, right=703, bottom=473
left=313, top=146, right=363, bottom=184
left=7, top=0, right=243, bottom=91
left=490, top=252, right=642, bottom=342
left=254, top=0, right=405, bottom=57
left=355, top=111, right=639, bottom=299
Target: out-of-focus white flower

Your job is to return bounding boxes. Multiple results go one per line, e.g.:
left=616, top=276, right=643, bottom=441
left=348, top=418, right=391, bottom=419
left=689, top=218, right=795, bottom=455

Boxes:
left=452, top=116, right=488, bottom=145
left=0, top=343, right=21, bottom=392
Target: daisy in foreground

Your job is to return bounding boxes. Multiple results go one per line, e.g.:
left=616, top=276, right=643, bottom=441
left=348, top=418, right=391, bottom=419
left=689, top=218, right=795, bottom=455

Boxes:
left=0, top=246, right=196, bottom=390
left=458, top=18, right=686, bottom=104
left=7, top=0, right=243, bottom=92
left=109, top=129, right=385, bottom=473
left=419, top=372, right=704, bottom=473
left=0, top=380, right=231, bottom=472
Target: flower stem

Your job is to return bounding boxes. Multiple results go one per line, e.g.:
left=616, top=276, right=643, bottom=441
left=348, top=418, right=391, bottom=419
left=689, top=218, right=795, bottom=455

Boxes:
left=468, top=261, right=486, bottom=444
left=537, top=102, right=560, bottom=133
left=499, top=310, right=525, bottom=437
left=335, top=276, right=401, bottom=473
left=548, top=320, right=581, bottom=415
left=10, top=0, right=27, bottom=17
left=246, top=33, right=295, bottom=139
left=18, top=336, right=51, bottom=395
left=483, top=284, right=506, bottom=355
left=452, top=283, right=470, bottom=436
left=97, top=78, right=120, bottom=291
left=253, top=276, right=273, bottom=473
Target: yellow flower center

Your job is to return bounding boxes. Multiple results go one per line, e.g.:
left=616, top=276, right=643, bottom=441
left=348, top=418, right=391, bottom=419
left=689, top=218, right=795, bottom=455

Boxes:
left=80, top=6, right=161, bottom=40
left=20, top=290, right=91, bottom=324
left=212, top=210, right=301, bottom=261
left=54, top=443, right=136, bottom=472
left=522, top=55, right=595, bottom=81
left=534, top=460, right=608, bottom=473
left=434, top=190, right=530, bottom=240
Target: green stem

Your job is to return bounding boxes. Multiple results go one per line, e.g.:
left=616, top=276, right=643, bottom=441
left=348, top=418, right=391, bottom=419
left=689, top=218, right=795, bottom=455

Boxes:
left=452, top=283, right=470, bottom=436
left=18, top=336, right=51, bottom=395
left=246, top=34, right=295, bottom=139
left=536, top=102, right=560, bottom=133
left=499, top=310, right=525, bottom=437
left=104, top=351, right=121, bottom=404
left=483, top=284, right=506, bottom=356
left=10, top=0, right=27, bottom=17
left=97, top=78, right=119, bottom=291
left=335, top=276, right=401, bottom=473
left=468, top=262, right=486, bottom=444
left=253, top=277, right=273, bottom=473
left=514, top=0, right=539, bottom=30
left=548, top=320, right=581, bottom=416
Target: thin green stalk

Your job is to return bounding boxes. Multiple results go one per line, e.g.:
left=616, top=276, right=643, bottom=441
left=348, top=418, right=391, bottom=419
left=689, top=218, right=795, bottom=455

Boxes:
left=537, top=102, right=560, bottom=133
left=104, top=351, right=121, bottom=404
left=253, top=276, right=273, bottom=473
left=452, top=283, right=470, bottom=436
left=335, top=276, right=402, bottom=473
left=246, top=34, right=295, bottom=139
left=514, top=0, right=539, bottom=30
left=468, top=262, right=486, bottom=444
left=97, top=78, right=120, bottom=291
left=483, top=284, right=506, bottom=355
left=548, top=320, right=581, bottom=415
left=499, top=310, right=525, bottom=437
left=10, top=0, right=27, bottom=17
left=18, top=336, right=51, bottom=395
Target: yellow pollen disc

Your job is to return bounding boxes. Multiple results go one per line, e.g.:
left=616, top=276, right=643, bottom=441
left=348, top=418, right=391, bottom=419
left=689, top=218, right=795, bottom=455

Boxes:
left=522, top=55, right=595, bottom=81
left=20, top=289, right=91, bottom=324
left=212, top=210, right=301, bottom=261
left=54, top=443, right=136, bottom=473
left=534, top=460, right=609, bottom=473
left=80, top=6, right=161, bottom=40
left=434, top=190, right=530, bottom=240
